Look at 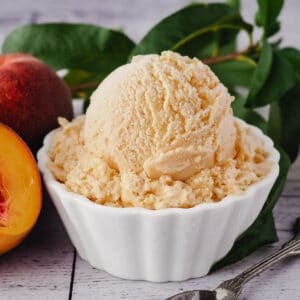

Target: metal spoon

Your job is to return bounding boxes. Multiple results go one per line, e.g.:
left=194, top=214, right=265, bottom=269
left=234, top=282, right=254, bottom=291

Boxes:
left=167, top=218, right=300, bottom=300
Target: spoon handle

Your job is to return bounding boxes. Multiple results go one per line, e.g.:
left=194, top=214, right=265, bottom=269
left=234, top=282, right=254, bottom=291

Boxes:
left=219, top=218, right=300, bottom=295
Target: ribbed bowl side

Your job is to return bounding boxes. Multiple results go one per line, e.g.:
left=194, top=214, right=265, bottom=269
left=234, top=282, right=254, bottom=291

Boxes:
left=43, top=173, right=276, bottom=282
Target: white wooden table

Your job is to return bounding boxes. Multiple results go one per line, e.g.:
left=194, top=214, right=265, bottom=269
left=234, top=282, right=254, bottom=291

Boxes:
left=0, top=1, right=299, bottom=299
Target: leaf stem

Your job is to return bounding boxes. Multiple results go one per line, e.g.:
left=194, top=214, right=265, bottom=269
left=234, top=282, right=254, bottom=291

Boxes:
left=69, top=45, right=256, bottom=93
left=202, top=46, right=250, bottom=64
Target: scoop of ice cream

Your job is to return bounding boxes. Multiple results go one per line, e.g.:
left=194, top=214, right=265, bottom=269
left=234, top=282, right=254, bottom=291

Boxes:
left=84, top=51, right=236, bottom=181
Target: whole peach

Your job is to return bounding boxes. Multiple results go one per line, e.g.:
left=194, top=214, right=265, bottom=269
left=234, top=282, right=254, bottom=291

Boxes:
left=0, top=53, right=73, bottom=151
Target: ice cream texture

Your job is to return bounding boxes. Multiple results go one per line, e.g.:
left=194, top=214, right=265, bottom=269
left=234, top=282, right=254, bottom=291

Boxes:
left=48, top=51, right=272, bottom=209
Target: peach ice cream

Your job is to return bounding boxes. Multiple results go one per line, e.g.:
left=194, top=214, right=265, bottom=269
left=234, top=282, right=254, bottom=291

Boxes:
left=48, top=51, right=272, bottom=209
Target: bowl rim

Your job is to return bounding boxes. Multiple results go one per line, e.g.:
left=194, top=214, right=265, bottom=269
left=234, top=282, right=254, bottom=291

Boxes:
left=37, top=118, right=280, bottom=216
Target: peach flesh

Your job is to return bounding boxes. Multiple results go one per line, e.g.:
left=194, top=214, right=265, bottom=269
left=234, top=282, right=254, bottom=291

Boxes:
left=0, top=123, right=41, bottom=255
left=0, top=175, right=9, bottom=226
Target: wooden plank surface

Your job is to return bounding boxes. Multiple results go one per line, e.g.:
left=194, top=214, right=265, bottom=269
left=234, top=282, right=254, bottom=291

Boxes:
left=71, top=231, right=299, bottom=300
left=0, top=1, right=300, bottom=299
left=71, top=179, right=300, bottom=300
left=0, top=189, right=74, bottom=300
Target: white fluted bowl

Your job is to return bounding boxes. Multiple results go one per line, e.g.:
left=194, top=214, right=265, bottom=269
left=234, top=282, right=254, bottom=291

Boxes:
left=37, top=119, right=280, bottom=282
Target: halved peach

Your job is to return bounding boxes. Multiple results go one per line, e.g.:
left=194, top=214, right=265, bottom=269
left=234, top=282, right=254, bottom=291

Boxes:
left=0, top=123, right=41, bottom=255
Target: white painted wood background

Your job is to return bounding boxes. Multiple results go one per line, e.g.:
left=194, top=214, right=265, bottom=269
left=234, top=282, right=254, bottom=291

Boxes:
left=0, top=1, right=299, bottom=299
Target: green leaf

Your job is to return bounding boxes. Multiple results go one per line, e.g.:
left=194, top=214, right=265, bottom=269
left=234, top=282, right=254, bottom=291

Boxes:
left=246, top=41, right=273, bottom=106
left=280, top=84, right=300, bottom=161
left=211, top=56, right=256, bottom=88
left=255, top=0, right=284, bottom=37
left=268, top=83, right=300, bottom=162
left=176, top=31, right=220, bottom=59
left=227, top=0, right=240, bottom=11
left=130, top=3, right=252, bottom=58
left=212, top=148, right=290, bottom=271
left=268, top=101, right=282, bottom=145
left=232, top=96, right=268, bottom=133
left=247, top=46, right=296, bottom=108
left=178, top=21, right=247, bottom=59
left=2, top=23, right=135, bottom=73
left=280, top=47, right=300, bottom=81
left=173, top=13, right=253, bottom=54
left=266, top=21, right=281, bottom=37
